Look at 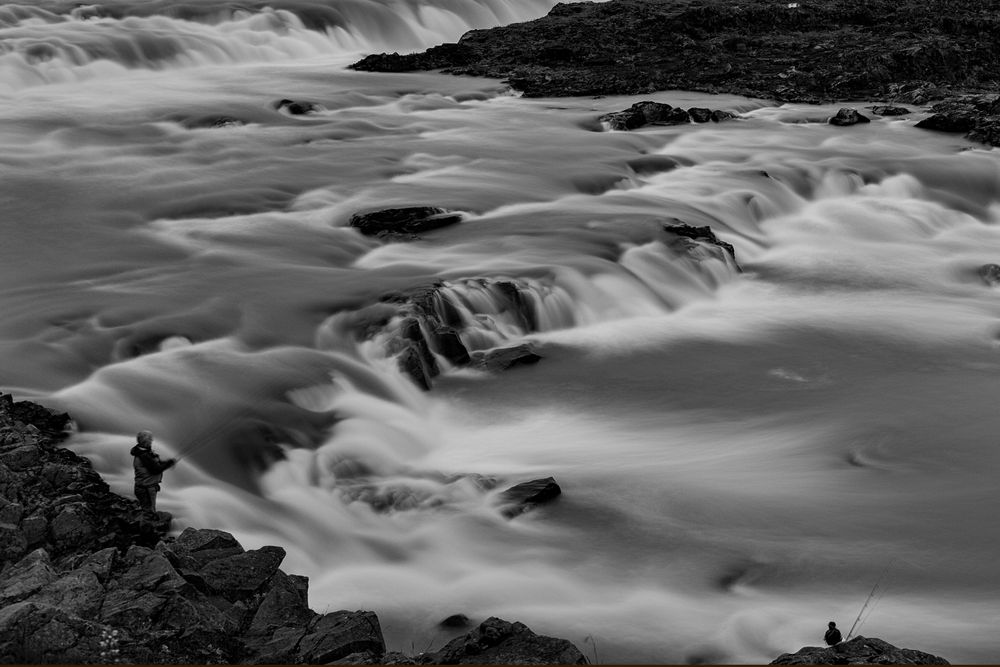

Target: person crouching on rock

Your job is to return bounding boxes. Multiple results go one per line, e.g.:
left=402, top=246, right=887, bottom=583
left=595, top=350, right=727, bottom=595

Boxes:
left=130, top=430, right=175, bottom=513
left=824, top=621, right=843, bottom=646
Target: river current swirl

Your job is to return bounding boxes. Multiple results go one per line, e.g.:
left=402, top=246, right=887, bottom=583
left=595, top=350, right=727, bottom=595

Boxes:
left=1, top=0, right=999, bottom=663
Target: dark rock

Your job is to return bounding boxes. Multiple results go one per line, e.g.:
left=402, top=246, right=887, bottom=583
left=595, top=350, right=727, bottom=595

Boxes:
left=871, top=105, right=911, bottom=115
left=471, top=344, right=542, bottom=372
left=829, top=108, right=871, bottom=126
left=422, top=616, right=587, bottom=664
left=0, top=549, right=56, bottom=606
left=297, top=610, right=386, bottom=663
left=915, top=112, right=977, bottom=133
left=248, top=569, right=315, bottom=635
left=770, top=636, right=949, bottom=665
left=688, top=107, right=713, bottom=123
left=275, top=98, right=321, bottom=115
left=196, top=545, right=285, bottom=598
left=979, top=263, right=1000, bottom=286
left=440, top=613, right=471, bottom=628
left=711, top=109, right=738, bottom=122
left=599, top=101, right=690, bottom=130
left=349, top=206, right=463, bottom=237
left=165, top=527, right=245, bottom=569
left=497, top=477, right=562, bottom=518
left=430, top=328, right=471, bottom=366
left=663, top=222, right=739, bottom=266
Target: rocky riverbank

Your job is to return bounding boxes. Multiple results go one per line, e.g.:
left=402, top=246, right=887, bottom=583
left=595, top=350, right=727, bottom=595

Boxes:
left=0, top=395, right=955, bottom=663
left=0, top=393, right=587, bottom=664
left=350, top=0, right=1000, bottom=146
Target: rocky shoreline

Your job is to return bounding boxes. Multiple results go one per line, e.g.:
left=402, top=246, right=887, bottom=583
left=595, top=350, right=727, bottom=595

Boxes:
left=0, top=393, right=956, bottom=663
left=0, top=393, right=586, bottom=664
left=350, top=0, right=1000, bottom=146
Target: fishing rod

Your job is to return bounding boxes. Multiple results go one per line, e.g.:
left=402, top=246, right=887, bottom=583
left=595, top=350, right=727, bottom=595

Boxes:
left=846, top=559, right=894, bottom=640
left=172, top=407, right=255, bottom=463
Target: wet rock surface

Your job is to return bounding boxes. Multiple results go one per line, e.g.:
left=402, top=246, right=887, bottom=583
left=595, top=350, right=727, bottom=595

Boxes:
left=349, top=206, right=464, bottom=238
left=497, top=477, right=562, bottom=518
left=771, top=636, right=950, bottom=665
left=0, top=393, right=586, bottom=664
left=599, top=100, right=738, bottom=130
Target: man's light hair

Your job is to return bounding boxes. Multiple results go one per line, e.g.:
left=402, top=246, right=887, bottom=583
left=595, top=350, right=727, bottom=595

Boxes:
left=136, top=430, right=154, bottom=446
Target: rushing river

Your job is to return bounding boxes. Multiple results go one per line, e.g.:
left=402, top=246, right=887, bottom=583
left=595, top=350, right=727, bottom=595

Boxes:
left=2, top=0, right=1000, bottom=663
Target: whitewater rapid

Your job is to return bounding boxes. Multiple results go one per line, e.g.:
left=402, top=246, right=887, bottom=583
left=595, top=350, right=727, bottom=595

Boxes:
left=1, top=0, right=999, bottom=663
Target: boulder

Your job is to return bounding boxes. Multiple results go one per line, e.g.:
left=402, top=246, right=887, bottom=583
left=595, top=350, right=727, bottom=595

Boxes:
left=440, top=613, right=471, bottom=628
left=829, top=108, right=871, bottom=126
left=915, top=112, right=977, bottom=133
left=770, top=636, right=949, bottom=664
left=688, top=107, right=713, bottom=123
left=247, top=569, right=315, bottom=635
left=421, top=616, right=587, bottom=664
left=297, top=610, right=386, bottom=663
left=196, top=545, right=286, bottom=598
left=497, top=477, right=562, bottom=518
left=979, top=263, right=1000, bottom=286
left=349, top=207, right=463, bottom=237
left=165, top=527, right=245, bottom=569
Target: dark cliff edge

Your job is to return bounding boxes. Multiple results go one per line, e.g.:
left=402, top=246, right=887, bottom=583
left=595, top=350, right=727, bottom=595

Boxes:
left=350, top=0, right=1000, bottom=146
left=0, top=393, right=587, bottom=664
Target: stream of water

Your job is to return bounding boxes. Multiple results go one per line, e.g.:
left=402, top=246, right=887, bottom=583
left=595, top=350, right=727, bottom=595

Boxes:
left=2, top=0, right=999, bottom=662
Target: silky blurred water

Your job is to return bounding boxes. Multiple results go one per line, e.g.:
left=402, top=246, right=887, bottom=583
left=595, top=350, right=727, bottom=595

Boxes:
left=1, top=0, right=1000, bottom=662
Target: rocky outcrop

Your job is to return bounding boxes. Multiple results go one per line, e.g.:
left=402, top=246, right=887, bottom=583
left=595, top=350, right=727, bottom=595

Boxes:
left=599, top=101, right=738, bottom=130
left=915, top=94, right=1000, bottom=146
left=348, top=206, right=464, bottom=239
left=350, top=0, right=1000, bottom=105
left=419, top=617, right=588, bottom=665
left=771, top=636, right=949, bottom=665
left=0, top=394, right=586, bottom=663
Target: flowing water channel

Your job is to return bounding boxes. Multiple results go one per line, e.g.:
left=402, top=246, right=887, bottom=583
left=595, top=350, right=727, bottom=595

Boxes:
left=2, top=0, right=1000, bottom=663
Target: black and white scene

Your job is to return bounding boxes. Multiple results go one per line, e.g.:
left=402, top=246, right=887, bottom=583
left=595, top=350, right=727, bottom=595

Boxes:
left=1, top=0, right=998, bottom=663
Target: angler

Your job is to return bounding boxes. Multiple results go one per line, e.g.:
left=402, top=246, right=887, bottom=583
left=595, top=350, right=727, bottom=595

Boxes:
left=130, top=430, right=176, bottom=513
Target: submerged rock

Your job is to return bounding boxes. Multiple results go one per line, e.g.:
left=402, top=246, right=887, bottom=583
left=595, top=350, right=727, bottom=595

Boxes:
left=663, top=222, right=740, bottom=268
left=349, top=206, right=463, bottom=237
left=497, top=477, right=561, bottom=518
left=979, top=263, right=1000, bottom=286
left=274, top=98, right=321, bottom=115
left=420, top=616, right=587, bottom=664
left=871, top=105, right=911, bottom=116
left=470, top=344, right=542, bottom=372
left=771, top=636, right=949, bottom=665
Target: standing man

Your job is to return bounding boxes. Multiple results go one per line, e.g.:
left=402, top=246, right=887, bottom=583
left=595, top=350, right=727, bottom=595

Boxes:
left=130, top=430, right=175, bottom=513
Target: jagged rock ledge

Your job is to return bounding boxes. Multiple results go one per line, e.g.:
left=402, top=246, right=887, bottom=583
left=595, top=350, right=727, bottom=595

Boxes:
left=0, top=393, right=587, bottom=664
